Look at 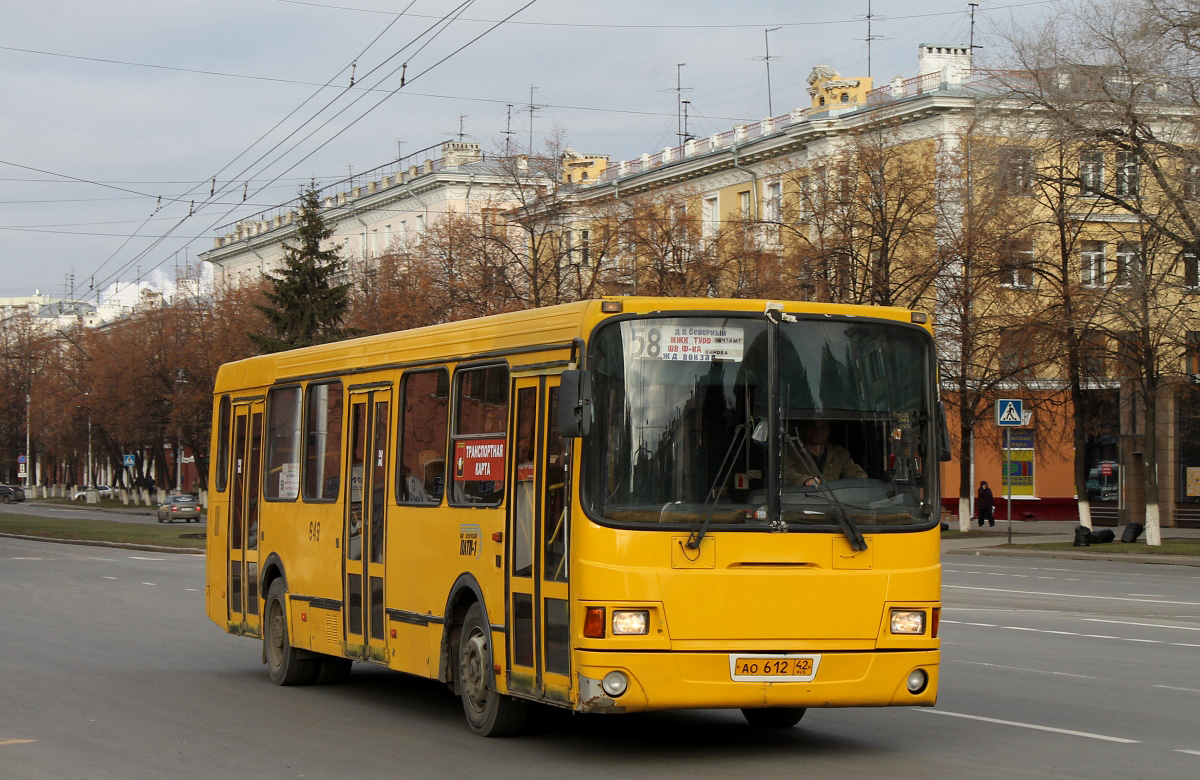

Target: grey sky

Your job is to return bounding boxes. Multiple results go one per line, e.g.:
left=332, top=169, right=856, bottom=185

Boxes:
left=0, top=0, right=1044, bottom=300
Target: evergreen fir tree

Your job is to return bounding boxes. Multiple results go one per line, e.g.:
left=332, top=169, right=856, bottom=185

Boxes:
left=252, top=184, right=352, bottom=353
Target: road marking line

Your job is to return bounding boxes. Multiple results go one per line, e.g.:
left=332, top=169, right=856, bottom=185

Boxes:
left=1123, top=638, right=1163, bottom=644
left=1004, top=626, right=1039, bottom=631
left=1155, top=685, right=1200, bottom=693
left=103, top=576, right=117, bottom=580
left=1127, top=594, right=1164, bottom=598
left=1170, top=642, right=1200, bottom=648
left=0, top=739, right=36, bottom=746
left=1176, top=749, right=1200, bottom=756
left=945, top=584, right=1200, bottom=606
left=185, top=588, right=199, bottom=592
left=1042, top=630, right=1079, bottom=635
left=954, top=661, right=1093, bottom=679
left=1083, top=634, right=1118, bottom=639
left=1084, top=619, right=1200, bottom=632
left=141, top=582, right=155, bottom=586
left=919, top=709, right=1139, bottom=743
left=128, top=556, right=165, bottom=561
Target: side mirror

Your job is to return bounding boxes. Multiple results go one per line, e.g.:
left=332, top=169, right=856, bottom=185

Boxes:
left=559, top=369, right=592, bottom=438
left=938, top=401, right=952, bottom=462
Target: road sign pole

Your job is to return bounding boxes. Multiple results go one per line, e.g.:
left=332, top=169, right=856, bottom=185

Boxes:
left=1006, top=428, right=1013, bottom=544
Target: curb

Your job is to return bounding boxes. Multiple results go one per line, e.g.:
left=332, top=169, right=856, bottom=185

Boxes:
left=0, top=532, right=203, bottom=555
left=945, top=546, right=1200, bottom=566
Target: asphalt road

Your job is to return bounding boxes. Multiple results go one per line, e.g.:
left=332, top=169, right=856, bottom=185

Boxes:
left=5, top=500, right=187, bottom=525
left=1, top=537, right=1198, bottom=779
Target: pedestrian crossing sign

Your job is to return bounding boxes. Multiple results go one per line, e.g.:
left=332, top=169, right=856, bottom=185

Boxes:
left=996, top=399, right=1023, bottom=427
left=123, top=454, right=136, bottom=467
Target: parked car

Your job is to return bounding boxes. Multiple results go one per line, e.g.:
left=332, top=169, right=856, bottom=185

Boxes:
left=0, top=485, right=26, bottom=503
left=71, top=485, right=114, bottom=500
left=157, top=493, right=202, bottom=523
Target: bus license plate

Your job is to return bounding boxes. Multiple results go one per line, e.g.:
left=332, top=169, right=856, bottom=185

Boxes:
left=729, top=654, right=820, bottom=682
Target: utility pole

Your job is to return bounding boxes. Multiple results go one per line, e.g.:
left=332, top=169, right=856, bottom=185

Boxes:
left=675, top=64, right=693, bottom=146
left=527, top=85, right=539, bottom=154
left=504, top=104, right=515, bottom=155
left=862, top=0, right=883, bottom=80
left=763, top=28, right=782, bottom=117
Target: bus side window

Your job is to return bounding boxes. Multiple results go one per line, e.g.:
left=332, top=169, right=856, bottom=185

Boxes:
left=265, top=386, right=302, bottom=501
left=303, top=381, right=343, bottom=501
left=215, top=395, right=231, bottom=493
left=397, top=369, right=449, bottom=504
left=450, top=364, right=509, bottom=506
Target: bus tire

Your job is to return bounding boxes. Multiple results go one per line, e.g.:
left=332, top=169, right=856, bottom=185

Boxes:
left=264, top=579, right=316, bottom=685
left=314, top=655, right=353, bottom=684
left=741, top=707, right=806, bottom=728
left=458, top=602, right=528, bottom=736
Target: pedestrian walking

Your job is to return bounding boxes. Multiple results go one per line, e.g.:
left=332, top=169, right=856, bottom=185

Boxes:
left=977, top=480, right=995, bottom=527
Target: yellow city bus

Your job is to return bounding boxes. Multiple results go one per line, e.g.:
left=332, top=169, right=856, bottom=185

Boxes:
left=205, top=297, right=945, bottom=736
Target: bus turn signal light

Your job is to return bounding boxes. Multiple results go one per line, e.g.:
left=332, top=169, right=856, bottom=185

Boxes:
left=584, top=607, right=606, bottom=638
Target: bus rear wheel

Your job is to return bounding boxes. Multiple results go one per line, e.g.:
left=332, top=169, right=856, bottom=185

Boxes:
left=741, top=707, right=806, bottom=728
left=458, top=602, right=528, bottom=736
left=264, top=579, right=316, bottom=685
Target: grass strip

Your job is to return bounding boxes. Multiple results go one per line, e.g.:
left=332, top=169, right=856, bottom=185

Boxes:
left=1003, top=538, right=1200, bottom=555
left=0, top=512, right=205, bottom=550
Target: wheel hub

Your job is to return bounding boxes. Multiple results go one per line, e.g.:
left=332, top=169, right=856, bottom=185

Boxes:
left=461, top=632, right=489, bottom=711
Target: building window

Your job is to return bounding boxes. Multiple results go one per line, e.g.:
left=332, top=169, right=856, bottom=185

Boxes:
left=581, top=171, right=589, bottom=181
left=1081, top=328, right=1106, bottom=379
left=1114, top=242, right=1141, bottom=287
left=1081, top=241, right=1106, bottom=287
left=739, top=190, right=751, bottom=219
left=840, top=92, right=849, bottom=103
left=1116, top=151, right=1139, bottom=197
left=701, top=195, right=719, bottom=238
left=1185, top=164, right=1200, bottom=200
left=1080, top=150, right=1104, bottom=196
left=1000, top=238, right=1035, bottom=287
left=764, top=181, right=782, bottom=223
left=1000, top=147, right=1034, bottom=195
left=999, top=337, right=1037, bottom=379
left=1184, top=251, right=1199, bottom=289
left=1187, top=332, right=1200, bottom=379
left=797, top=175, right=812, bottom=222
left=580, top=229, right=590, bottom=266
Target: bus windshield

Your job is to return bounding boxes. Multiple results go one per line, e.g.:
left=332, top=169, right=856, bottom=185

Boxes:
left=583, top=315, right=938, bottom=531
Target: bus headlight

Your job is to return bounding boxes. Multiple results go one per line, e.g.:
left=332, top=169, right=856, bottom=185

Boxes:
left=906, top=669, right=929, bottom=694
left=611, top=610, right=649, bottom=635
left=890, top=609, right=926, bottom=635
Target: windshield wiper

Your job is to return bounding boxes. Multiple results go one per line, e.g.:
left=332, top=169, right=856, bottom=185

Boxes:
left=685, top=422, right=750, bottom=550
left=785, top=436, right=868, bottom=552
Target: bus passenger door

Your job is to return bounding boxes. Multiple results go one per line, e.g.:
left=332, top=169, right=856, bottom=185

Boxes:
left=228, top=400, right=264, bottom=636
left=506, top=377, right=572, bottom=704
left=344, top=387, right=391, bottom=662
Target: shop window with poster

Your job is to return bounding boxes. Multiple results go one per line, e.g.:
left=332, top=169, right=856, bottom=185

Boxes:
left=1178, top=342, right=1200, bottom=503
left=1001, top=429, right=1035, bottom=498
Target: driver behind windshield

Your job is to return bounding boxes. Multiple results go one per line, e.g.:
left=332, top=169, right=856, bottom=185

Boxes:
left=784, top=419, right=867, bottom=486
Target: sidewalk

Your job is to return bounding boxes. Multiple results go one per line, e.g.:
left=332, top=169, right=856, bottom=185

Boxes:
left=941, top=517, right=1200, bottom=566
left=26, top=498, right=156, bottom=516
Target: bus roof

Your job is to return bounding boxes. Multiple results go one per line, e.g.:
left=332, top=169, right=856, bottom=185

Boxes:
left=214, top=297, right=925, bottom=394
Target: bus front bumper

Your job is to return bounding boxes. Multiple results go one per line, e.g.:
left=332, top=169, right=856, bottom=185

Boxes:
left=573, top=648, right=938, bottom=713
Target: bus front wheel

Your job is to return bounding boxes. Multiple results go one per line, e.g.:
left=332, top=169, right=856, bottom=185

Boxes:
left=264, top=579, right=316, bottom=685
left=741, top=707, right=806, bottom=728
left=458, top=602, right=528, bottom=736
